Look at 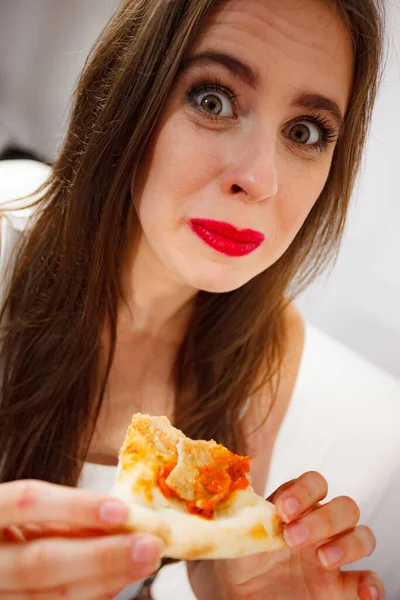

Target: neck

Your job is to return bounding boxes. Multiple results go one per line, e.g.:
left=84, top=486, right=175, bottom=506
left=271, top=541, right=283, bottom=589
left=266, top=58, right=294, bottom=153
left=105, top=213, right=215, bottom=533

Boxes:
left=117, top=226, right=197, bottom=345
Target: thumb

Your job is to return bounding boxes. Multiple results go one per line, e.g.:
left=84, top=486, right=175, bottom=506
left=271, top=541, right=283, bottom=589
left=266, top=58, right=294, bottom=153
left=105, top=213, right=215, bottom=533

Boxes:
left=342, top=569, right=385, bottom=600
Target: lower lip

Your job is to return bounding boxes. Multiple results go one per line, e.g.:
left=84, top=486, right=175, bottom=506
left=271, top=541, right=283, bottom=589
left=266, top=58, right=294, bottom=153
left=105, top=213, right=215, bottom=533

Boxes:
left=189, top=220, right=264, bottom=257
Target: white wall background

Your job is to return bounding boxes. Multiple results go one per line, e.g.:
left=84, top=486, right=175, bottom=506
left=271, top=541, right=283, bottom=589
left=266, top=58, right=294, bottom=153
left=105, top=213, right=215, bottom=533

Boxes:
left=0, top=0, right=120, bottom=158
left=0, top=0, right=399, bottom=380
left=297, top=0, right=400, bottom=380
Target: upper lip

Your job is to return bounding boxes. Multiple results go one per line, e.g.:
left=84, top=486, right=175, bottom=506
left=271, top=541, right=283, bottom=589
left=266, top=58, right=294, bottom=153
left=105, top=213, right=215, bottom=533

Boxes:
left=189, top=218, right=265, bottom=244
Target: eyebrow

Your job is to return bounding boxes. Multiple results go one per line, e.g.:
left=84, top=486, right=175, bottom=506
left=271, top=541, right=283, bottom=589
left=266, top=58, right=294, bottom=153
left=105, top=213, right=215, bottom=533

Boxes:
left=180, top=50, right=344, bottom=130
left=181, top=50, right=261, bottom=89
left=291, top=94, right=344, bottom=130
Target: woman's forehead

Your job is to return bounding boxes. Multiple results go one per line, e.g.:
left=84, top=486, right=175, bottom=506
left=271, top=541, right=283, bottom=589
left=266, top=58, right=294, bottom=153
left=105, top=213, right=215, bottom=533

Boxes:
left=190, top=0, right=354, bottom=110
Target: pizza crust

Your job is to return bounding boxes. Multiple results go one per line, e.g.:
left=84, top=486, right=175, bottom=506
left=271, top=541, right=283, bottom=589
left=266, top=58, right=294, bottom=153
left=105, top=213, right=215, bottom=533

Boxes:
left=109, top=414, right=285, bottom=560
left=111, top=479, right=284, bottom=560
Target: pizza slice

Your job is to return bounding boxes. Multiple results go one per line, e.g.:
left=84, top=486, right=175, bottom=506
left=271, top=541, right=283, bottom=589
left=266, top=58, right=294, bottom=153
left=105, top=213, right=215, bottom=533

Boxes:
left=109, top=413, right=285, bottom=560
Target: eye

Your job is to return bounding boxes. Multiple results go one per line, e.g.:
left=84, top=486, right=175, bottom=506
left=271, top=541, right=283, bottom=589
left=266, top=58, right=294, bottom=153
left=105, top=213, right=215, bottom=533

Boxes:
left=186, top=79, right=239, bottom=121
left=288, top=121, right=321, bottom=145
left=195, top=91, right=234, bottom=118
left=284, top=115, right=339, bottom=153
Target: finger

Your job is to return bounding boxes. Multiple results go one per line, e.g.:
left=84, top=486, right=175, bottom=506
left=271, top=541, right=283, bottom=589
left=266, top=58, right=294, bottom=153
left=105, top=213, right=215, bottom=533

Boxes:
left=274, top=471, right=329, bottom=523
left=283, top=495, right=360, bottom=549
left=341, top=569, right=385, bottom=600
left=0, top=532, right=162, bottom=590
left=0, top=570, right=150, bottom=600
left=0, top=480, right=130, bottom=530
left=316, top=525, right=376, bottom=570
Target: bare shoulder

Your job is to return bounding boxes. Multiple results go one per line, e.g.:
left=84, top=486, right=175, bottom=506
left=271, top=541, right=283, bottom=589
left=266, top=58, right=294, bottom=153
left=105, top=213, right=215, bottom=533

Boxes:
left=241, top=301, right=305, bottom=495
left=279, top=300, right=306, bottom=392
left=249, top=300, right=305, bottom=422
left=282, top=299, right=304, bottom=335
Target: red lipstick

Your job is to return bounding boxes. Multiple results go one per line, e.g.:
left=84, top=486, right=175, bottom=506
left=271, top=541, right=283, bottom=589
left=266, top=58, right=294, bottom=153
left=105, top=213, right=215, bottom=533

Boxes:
left=189, top=218, right=265, bottom=257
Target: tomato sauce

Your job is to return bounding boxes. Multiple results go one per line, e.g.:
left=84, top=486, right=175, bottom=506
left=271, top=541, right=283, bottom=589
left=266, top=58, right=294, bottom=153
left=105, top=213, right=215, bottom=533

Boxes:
left=157, top=455, right=251, bottom=519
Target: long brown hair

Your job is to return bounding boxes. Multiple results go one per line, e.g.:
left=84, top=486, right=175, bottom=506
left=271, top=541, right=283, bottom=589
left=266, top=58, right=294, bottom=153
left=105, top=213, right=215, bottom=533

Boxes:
left=0, top=0, right=385, bottom=486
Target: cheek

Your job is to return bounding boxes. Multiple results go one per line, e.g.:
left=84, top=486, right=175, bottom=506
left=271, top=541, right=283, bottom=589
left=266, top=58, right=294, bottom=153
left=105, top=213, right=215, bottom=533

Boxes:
left=143, top=118, right=225, bottom=201
left=277, top=165, right=330, bottom=235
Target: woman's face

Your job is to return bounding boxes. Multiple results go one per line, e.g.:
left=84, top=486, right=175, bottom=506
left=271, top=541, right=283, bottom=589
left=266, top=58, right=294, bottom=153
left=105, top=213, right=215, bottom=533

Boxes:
left=132, top=0, right=354, bottom=293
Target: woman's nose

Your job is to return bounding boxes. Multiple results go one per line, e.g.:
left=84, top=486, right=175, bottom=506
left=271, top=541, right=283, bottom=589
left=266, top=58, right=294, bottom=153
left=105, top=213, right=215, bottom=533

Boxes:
left=220, top=138, right=279, bottom=203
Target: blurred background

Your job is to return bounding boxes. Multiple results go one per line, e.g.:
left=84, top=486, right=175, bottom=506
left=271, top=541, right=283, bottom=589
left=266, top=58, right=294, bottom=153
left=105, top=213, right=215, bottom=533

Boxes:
left=0, top=0, right=399, bottom=380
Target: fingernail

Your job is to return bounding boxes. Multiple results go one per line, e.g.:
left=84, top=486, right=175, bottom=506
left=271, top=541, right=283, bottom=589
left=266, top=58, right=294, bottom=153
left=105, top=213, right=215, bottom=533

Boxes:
left=99, top=499, right=128, bottom=524
left=369, top=586, right=379, bottom=600
left=131, top=534, right=162, bottom=564
left=280, top=497, right=300, bottom=522
left=317, top=545, right=344, bottom=567
left=283, top=523, right=309, bottom=547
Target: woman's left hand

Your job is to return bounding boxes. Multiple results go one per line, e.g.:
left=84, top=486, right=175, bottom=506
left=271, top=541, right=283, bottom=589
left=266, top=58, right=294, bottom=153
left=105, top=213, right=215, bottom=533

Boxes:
left=212, top=471, right=384, bottom=600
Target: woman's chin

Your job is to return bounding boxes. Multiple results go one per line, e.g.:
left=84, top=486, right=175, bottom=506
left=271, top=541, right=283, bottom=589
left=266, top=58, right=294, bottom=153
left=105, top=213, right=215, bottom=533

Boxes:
left=185, top=268, right=257, bottom=294
left=199, top=282, right=247, bottom=293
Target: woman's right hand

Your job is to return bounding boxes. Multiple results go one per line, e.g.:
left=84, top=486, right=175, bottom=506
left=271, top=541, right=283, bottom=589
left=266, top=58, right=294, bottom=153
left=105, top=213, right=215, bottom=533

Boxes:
left=0, top=479, right=163, bottom=599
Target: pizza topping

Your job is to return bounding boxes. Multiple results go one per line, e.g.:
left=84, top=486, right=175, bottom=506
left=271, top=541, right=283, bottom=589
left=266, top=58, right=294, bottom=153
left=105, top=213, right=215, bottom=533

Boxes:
left=119, top=414, right=252, bottom=519
left=120, top=415, right=181, bottom=472
left=157, top=438, right=251, bottom=519
left=157, top=463, right=177, bottom=499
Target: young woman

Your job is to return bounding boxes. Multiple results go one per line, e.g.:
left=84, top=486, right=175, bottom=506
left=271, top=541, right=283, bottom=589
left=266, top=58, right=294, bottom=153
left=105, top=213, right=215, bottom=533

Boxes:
left=0, top=0, right=386, bottom=598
